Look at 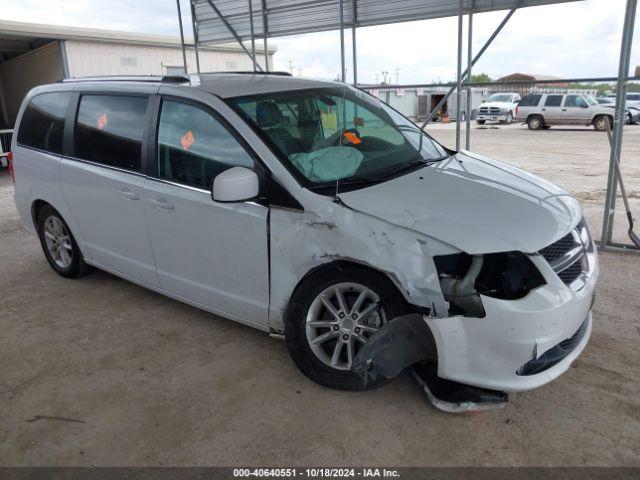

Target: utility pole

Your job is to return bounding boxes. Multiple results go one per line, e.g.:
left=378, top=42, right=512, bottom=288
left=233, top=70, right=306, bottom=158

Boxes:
left=288, top=59, right=295, bottom=74
left=395, top=67, right=400, bottom=85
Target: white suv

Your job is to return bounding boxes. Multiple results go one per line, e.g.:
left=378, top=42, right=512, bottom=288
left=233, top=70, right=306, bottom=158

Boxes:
left=10, top=74, right=597, bottom=393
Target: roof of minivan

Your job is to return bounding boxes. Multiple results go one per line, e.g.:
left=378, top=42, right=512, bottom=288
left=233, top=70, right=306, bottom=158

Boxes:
left=192, top=73, right=339, bottom=98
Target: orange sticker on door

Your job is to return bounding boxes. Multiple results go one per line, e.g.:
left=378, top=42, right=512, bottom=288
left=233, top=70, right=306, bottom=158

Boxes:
left=97, top=114, right=108, bottom=130
left=343, top=131, right=361, bottom=144
left=180, top=130, right=195, bottom=150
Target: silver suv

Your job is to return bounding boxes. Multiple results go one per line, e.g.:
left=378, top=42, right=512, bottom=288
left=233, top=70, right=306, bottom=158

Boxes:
left=516, top=93, right=613, bottom=131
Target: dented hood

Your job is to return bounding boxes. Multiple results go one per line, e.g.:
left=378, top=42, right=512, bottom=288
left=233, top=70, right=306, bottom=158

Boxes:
left=338, top=151, right=581, bottom=254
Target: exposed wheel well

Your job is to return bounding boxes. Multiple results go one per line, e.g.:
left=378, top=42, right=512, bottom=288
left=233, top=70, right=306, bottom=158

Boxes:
left=527, top=113, right=544, bottom=122
left=287, top=260, right=418, bottom=318
left=592, top=113, right=613, bottom=124
left=31, top=199, right=51, bottom=231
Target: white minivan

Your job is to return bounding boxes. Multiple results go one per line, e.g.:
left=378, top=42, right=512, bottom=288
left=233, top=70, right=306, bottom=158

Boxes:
left=11, top=73, right=597, bottom=393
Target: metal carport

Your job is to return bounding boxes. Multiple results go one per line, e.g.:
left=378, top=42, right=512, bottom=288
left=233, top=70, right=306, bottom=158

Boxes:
left=177, top=0, right=638, bottom=253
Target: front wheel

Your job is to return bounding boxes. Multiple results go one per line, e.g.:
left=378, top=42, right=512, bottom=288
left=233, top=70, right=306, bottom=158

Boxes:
left=593, top=115, right=613, bottom=131
left=506, top=111, right=514, bottom=124
left=285, top=266, right=407, bottom=390
left=476, top=119, right=486, bottom=125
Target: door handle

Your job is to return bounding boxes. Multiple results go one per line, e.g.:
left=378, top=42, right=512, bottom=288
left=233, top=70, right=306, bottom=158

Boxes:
left=562, top=108, right=567, bottom=111
left=149, top=198, right=174, bottom=210
left=541, top=108, right=546, bottom=111
left=118, top=188, right=139, bottom=200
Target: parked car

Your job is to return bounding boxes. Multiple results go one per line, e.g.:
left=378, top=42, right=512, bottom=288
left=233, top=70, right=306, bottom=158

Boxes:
left=597, top=96, right=640, bottom=124
left=476, top=92, right=521, bottom=125
left=516, top=93, right=614, bottom=130
left=11, top=74, right=597, bottom=393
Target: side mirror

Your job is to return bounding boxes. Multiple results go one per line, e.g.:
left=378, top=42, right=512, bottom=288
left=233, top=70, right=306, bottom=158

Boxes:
left=212, top=167, right=259, bottom=202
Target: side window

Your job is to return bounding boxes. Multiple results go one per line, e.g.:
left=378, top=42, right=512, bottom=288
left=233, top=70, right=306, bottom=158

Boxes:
left=17, top=92, right=71, bottom=154
left=519, top=94, right=542, bottom=107
left=545, top=95, right=563, bottom=107
left=565, top=95, right=587, bottom=108
left=74, top=94, right=148, bottom=171
left=157, top=100, right=253, bottom=189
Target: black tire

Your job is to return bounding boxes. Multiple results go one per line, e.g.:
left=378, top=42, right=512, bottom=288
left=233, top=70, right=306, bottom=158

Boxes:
left=285, top=265, right=408, bottom=391
left=476, top=119, right=486, bottom=125
left=593, top=115, right=612, bottom=131
left=36, top=205, right=89, bottom=278
left=506, top=111, right=514, bottom=124
left=527, top=115, right=544, bottom=130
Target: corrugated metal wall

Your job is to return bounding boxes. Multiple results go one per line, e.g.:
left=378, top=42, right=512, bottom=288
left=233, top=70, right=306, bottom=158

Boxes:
left=64, top=40, right=272, bottom=77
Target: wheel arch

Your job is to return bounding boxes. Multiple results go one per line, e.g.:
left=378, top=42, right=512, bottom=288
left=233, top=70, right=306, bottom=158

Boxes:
left=30, top=199, right=88, bottom=258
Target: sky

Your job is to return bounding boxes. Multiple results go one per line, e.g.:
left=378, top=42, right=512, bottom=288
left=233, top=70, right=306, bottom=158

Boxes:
left=3, top=0, right=639, bottom=84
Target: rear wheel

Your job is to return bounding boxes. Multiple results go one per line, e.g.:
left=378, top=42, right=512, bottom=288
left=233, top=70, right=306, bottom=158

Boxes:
left=37, top=205, right=89, bottom=278
left=527, top=115, right=544, bottom=130
left=593, top=115, right=612, bottom=131
left=285, top=266, right=408, bottom=390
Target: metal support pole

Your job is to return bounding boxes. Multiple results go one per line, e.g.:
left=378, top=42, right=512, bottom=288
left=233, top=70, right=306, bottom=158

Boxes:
left=601, top=0, right=637, bottom=247
left=455, top=0, right=463, bottom=150
left=262, top=0, right=269, bottom=71
left=189, top=0, right=201, bottom=73
left=176, top=0, right=189, bottom=73
left=420, top=4, right=519, bottom=129
left=465, top=2, right=473, bottom=149
left=248, top=0, right=257, bottom=72
left=352, top=0, right=357, bottom=84
left=339, top=0, right=346, bottom=82
left=205, top=0, right=263, bottom=71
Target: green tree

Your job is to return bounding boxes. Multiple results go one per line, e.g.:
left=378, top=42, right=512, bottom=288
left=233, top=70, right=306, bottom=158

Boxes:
left=470, top=73, right=492, bottom=84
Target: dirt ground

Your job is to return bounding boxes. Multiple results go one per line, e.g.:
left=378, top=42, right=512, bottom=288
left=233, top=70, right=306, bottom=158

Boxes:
left=0, top=123, right=639, bottom=467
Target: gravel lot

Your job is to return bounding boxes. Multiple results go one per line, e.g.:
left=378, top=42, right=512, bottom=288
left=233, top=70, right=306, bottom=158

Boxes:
left=0, top=123, right=639, bottom=467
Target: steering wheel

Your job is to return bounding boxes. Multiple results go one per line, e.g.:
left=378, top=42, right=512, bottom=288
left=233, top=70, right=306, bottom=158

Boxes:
left=332, top=128, right=361, bottom=146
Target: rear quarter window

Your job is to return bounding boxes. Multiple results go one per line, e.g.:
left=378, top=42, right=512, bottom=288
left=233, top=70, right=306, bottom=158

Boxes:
left=17, top=92, right=72, bottom=154
left=518, top=95, right=542, bottom=107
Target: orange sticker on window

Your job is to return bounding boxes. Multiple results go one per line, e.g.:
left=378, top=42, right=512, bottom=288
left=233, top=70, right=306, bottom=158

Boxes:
left=343, top=131, right=361, bottom=144
left=97, top=114, right=108, bottom=130
left=180, top=130, right=195, bottom=150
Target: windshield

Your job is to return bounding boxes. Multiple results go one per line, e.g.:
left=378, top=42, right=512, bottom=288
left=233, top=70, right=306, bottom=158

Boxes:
left=227, top=87, right=447, bottom=188
left=585, top=95, right=598, bottom=106
left=487, top=94, right=515, bottom=103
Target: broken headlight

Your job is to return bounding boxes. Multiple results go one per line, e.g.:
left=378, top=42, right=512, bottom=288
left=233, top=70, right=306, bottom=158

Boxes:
left=434, top=252, right=546, bottom=317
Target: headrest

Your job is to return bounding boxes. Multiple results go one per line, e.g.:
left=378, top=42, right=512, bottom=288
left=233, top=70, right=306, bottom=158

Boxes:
left=256, top=101, right=282, bottom=127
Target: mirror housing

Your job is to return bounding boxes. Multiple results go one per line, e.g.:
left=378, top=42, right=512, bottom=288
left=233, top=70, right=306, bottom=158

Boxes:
left=212, top=167, right=259, bottom=202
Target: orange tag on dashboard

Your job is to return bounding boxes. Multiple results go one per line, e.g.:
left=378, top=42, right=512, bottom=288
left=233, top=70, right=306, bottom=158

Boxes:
left=343, top=131, right=361, bottom=144
left=180, top=130, right=195, bottom=150
left=97, top=114, right=108, bottom=130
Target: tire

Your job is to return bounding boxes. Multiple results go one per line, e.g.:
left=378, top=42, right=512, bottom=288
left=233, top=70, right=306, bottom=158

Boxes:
left=593, top=115, right=612, bottom=132
left=285, top=265, right=408, bottom=390
left=36, top=205, right=89, bottom=278
left=527, top=115, right=544, bottom=130
left=476, top=120, right=486, bottom=125
left=506, top=111, right=514, bottom=124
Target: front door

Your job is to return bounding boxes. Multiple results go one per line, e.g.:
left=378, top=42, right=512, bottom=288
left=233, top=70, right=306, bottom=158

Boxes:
left=143, top=97, right=269, bottom=326
left=60, top=93, right=159, bottom=286
left=563, top=95, right=591, bottom=124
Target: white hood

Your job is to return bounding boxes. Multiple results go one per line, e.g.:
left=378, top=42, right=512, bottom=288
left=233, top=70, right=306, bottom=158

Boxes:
left=480, top=101, right=517, bottom=110
left=338, top=151, right=582, bottom=254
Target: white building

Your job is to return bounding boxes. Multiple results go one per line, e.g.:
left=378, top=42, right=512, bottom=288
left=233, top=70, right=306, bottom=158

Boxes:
left=0, top=20, right=276, bottom=127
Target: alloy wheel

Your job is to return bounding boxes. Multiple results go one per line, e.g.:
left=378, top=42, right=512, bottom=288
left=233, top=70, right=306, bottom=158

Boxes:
left=43, top=216, right=73, bottom=269
left=305, top=282, right=386, bottom=370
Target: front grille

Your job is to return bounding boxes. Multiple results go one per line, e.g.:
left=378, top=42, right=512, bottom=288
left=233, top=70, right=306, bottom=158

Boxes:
left=479, top=107, right=501, bottom=115
left=558, top=258, right=583, bottom=284
left=539, top=219, right=593, bottom=290
left=540, top=232, right=574, bottom=261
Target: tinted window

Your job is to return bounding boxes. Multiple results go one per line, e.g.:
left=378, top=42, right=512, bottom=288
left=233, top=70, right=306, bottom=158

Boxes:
left=565, top=95, right=588, bottom=108
left=545, top=95, right=563, bottom=107
left=518, top=94, right=542, bottom=107
left=627, top=93, right=640, bottom=101
left=17, top=92, right=71, bottom=154
left=157, top=100, right=253, bottom=189
left=74, top=95, right=148, bottom=171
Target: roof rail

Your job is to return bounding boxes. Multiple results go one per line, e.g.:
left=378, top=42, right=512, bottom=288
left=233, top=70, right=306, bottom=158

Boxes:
left=199, top=71, right=293, bottom=77
left=62, top=75, right=190, bottom=84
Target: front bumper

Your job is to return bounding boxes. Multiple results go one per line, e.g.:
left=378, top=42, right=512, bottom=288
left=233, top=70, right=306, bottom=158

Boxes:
left=477, top=113, right=508, bottom=122
left=425, top=251, right=598, bottom=392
